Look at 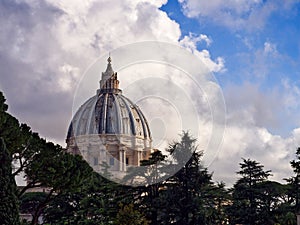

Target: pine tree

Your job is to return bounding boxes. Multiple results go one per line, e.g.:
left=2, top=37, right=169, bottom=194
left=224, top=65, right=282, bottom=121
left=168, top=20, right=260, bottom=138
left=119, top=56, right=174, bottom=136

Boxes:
left=161, top=132, right=216, bottom=225
left=0, top=138, right=20, bottom=225
left=114, top=203, right=149, bottom=225
left=285, top=147, right=300, bottom=224
left=228, top=158, right=272, bottom=225
left=290, top=148, right=300, bottom=211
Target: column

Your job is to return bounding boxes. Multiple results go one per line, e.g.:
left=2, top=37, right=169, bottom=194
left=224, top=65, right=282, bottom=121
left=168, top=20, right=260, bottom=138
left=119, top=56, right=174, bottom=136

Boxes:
left=119, top=149, right=123, bottom=172
left=123, top=149, right=126, bottom=172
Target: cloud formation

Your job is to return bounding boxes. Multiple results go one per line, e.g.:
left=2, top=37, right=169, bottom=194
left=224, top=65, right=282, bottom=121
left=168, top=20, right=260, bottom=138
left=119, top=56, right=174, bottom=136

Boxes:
left=0, top=0, right=223, bottom=144
left=211, top=81, right=299, bottom=185
left=0, top=0, right=299, bottom=186
left=178, top=0, right=299, bottom=31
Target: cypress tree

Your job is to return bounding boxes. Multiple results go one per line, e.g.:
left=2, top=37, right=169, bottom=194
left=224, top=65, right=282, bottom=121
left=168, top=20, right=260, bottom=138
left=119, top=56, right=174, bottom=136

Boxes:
left=0, top=137, right=20, bottom=225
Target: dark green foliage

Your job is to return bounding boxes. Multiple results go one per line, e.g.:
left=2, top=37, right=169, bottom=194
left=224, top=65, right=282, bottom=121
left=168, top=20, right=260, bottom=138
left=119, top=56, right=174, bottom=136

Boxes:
left=114, top=203, right=149, bottom=225
left=19, top=192, right=47, bottom=216
left=124, top=150, right=167, bottom=224
left=161, top=132, right=216, bottom=225
left=0, top=92, right=21, bottom=153
left=43, top=172, right=133, bottom=225
left=0, top=138, right=20, bottom=225
left=290, top=147, right=300, bottom=213
left=283, top=147, right=300, bottom=224
left=0, top=91, right=97, bottom=224
left=228, top=158, right=273, bottom=225
left=126, top=132, right=224, bottom=225
left=2, top=90, right=300, bottom=225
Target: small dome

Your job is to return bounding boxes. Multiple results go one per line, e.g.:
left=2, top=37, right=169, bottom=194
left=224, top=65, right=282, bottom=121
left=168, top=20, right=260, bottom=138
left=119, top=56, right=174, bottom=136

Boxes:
left=67, top=57, right=151, bottom=141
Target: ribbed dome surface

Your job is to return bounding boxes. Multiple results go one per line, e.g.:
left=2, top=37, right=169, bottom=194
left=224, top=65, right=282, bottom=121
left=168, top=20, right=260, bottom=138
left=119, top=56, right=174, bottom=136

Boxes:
left=67, top=57, right=151, bottom=141
left=67, top=92, right=151, bottom=139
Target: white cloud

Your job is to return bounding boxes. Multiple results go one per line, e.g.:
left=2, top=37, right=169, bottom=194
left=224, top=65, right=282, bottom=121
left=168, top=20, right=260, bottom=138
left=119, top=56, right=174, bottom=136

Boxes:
left=180, top=33, right=212, bottom=48
left=58, top=64, right=80, bottom=91
left=48, top=0, right=181, bottom=56
left=281, top=78, right=300, bottom=128
left=264, top=41, right=278, bottom=56
left=0, top=0, right=223, bottom=145
left=178, top=0, right=299, bottom=31
left=209, top=81, right=300, bottom=185
left=179, top=34, right=225, bottom=72
left=2, top=0, right=299, bottom=187
left=211, top=122, right=298, bottom=185
left=235, top=40, right=284, bottom=79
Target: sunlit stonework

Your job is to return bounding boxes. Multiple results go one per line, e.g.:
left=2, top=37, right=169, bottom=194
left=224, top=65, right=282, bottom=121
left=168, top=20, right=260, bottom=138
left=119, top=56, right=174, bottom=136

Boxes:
left=66, top=57, right=152, bottom=178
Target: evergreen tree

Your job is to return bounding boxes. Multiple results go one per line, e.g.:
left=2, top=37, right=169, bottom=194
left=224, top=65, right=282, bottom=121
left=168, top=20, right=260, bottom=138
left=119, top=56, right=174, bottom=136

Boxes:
left=43, top=171, right=132, bottom=225
left=290, top=148, right=300, bottom=212
left=0, top=138, right=20, bottom=225
left=26, top=148, right=94, bottom=224
left=160, top=132, right=217, bottom=225
left=0, top=91, right=99, bottom=224
left=126, top=150, right=167, bottom=225
left=19, top=192, right=47, bottom=222
left=284, top=147, right=300, bottom=224
left=114, top=203, right=149, bottom=225
left=228, top=158, right=272, bottom=225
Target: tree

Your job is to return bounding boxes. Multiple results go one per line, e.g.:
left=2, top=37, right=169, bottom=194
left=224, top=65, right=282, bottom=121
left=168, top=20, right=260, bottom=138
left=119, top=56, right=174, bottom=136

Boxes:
left=290, top=148, right=300, bottom=211
left=0, top=91, right=98, bottom=224
left=43, top=170, right=134, bottom=225
left=160, top=131, right=219, bottom=225
left=19, top=192, right=48, bottom=221
left=284, top=147, right=300, bottom=224
left=258, top=181, right=295, bottom=225
left=124, top=150, right=167, bottom=224
left=114, top=203, right=149, bottom=225
left=121, top=132, right=225, bottom=225
left=25, top=146, right=94, bottom=224
left=0, top=138, right=20, bottom=225
left=228, top=158, right=272, bottom=225
left=206, top=182, right=231, bottom=224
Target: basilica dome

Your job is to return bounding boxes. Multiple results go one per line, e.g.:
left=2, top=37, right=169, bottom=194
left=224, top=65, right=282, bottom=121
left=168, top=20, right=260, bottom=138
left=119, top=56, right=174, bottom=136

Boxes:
left=66, top=57, right=152, bottom=173
left=67, top=57, right=151, bottom=140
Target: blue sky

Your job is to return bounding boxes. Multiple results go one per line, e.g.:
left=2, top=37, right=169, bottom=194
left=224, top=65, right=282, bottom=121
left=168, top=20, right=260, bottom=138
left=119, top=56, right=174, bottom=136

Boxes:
left=1, top=0, right=300, bottom=185
left=162, top=0, right=300, bottom=85
left=162, top=0, right=300, bottom=136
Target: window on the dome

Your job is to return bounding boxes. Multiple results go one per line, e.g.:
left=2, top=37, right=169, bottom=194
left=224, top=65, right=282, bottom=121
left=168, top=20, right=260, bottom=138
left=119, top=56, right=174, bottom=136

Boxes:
left=109, top=157, right=114, bottom=166
left=93, top=157, right=98, bottom=166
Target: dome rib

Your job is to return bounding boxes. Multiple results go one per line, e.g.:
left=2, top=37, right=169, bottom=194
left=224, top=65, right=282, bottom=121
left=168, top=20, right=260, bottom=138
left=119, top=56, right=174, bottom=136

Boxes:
left=118, top=95, right=136, bottom=136
left=112, top=94, right=122, bottom=134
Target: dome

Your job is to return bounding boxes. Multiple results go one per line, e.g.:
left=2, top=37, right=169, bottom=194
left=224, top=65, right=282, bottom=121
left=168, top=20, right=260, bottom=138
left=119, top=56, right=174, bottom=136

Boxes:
left=67, top=93, right=151, bottom=139
left=66, top=56, right=152, bottom=146
left=66, top=57, right=152, bottom=177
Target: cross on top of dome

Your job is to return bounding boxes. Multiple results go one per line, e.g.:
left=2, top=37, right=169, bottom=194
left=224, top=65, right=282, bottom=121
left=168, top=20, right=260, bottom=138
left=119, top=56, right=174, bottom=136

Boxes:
left=104, top=56, right=114, bottom=74
left=99, top=56, right=121, bottom=94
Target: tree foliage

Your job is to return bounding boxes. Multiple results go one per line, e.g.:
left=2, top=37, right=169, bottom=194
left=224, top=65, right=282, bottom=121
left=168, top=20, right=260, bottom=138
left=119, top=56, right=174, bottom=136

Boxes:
left=114, top=203, right=149, bottom=225
left=2, top=90, right=300, bottom=225
left=0, top=91, right=96, bottom=224
left=0, top=138, right=20, bottom=225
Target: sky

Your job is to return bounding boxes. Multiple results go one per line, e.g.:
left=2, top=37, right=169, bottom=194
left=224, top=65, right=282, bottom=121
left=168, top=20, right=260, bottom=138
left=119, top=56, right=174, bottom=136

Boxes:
left=1, top=0, right=300, bottom=185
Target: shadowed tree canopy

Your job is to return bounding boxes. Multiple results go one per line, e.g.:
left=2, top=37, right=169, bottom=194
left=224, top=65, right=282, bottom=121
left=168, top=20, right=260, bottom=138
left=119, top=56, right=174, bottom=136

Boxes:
left=228, top=158, right=273, bottom=225
left=2, top=90, right=300, bottom=225
left=0, top=138, right=20, bottom=225
left=0, top=91, right=95, bottom=224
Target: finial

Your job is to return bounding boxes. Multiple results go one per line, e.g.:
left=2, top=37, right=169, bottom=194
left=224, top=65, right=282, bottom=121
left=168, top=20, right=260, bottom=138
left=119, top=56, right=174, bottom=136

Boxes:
left=108, top=52, right=111, bottom=63
left=99, top=53, right=121, bottom=94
